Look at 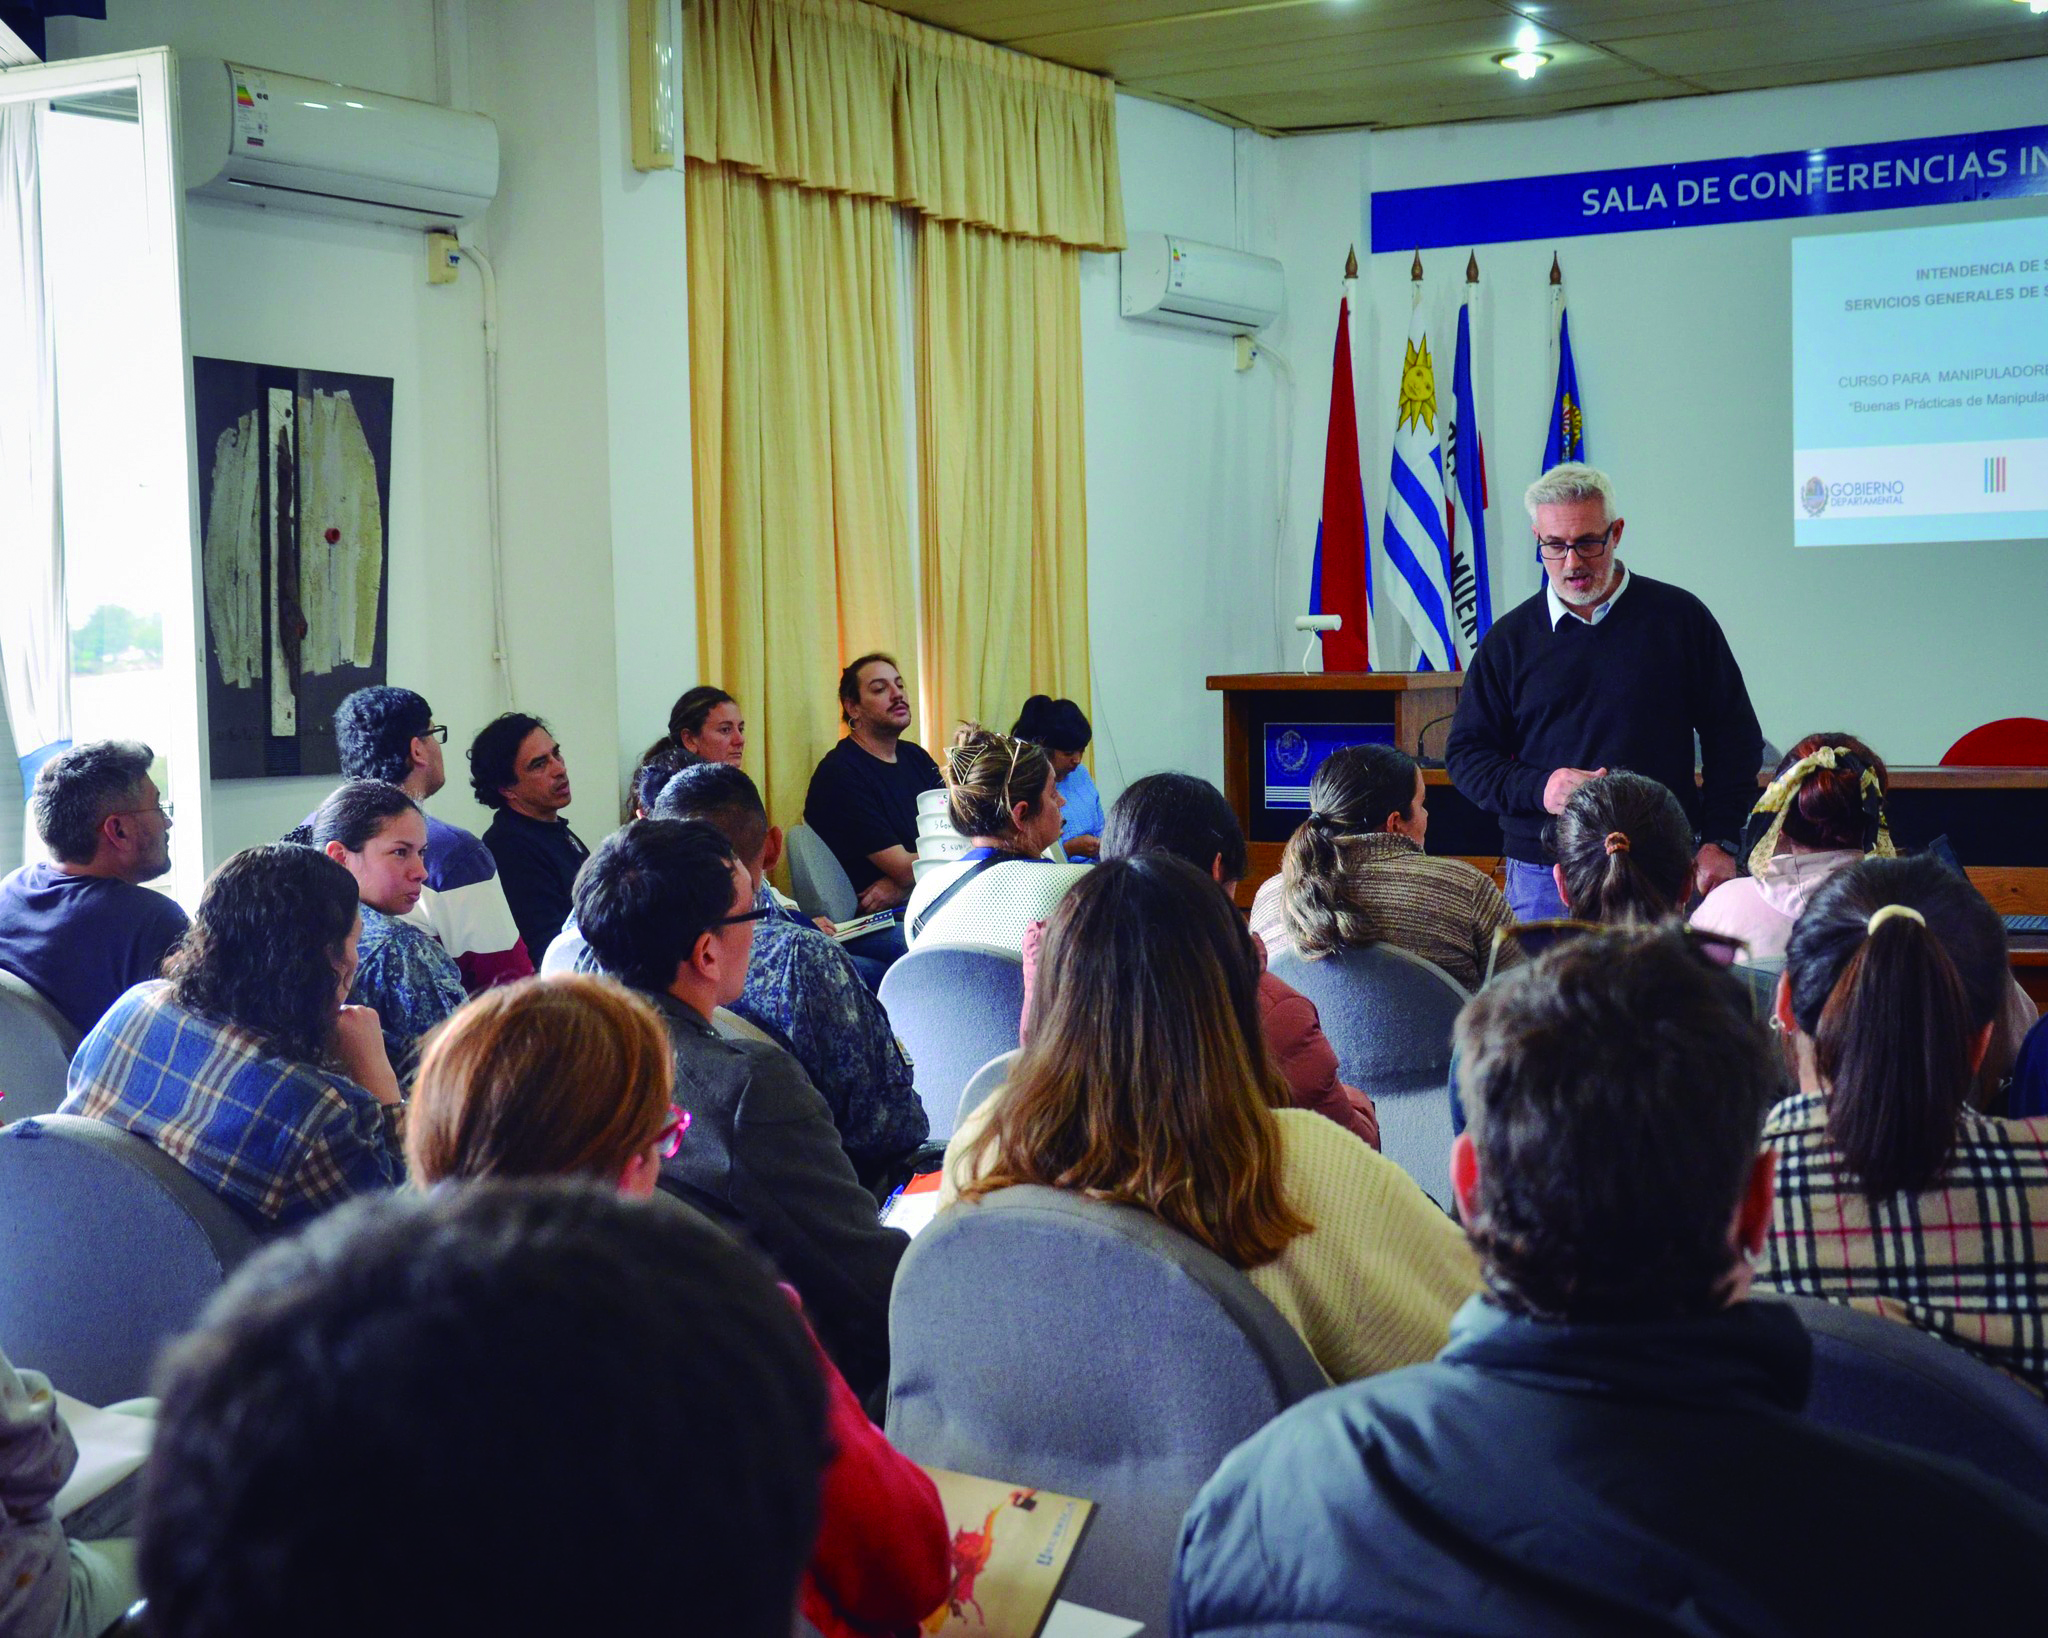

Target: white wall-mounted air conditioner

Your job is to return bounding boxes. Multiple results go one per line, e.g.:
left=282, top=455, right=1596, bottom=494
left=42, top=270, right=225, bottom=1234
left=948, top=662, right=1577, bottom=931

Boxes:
left=179, top=58, right=499, bottom=229
left=1120, top=232, right=1283, bottom=336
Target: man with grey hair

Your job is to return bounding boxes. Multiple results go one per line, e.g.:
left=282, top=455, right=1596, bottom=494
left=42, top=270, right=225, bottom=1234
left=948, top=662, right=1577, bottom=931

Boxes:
left=1446, top=462, right=1761, bottom=921
left=0, top=739, right=188, bottom=1035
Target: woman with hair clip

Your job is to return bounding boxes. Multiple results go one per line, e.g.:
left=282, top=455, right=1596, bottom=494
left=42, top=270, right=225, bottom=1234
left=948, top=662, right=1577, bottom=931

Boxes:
left=1249, top=744, right=1514, bottom=990
left=1011, top=694, right=1101, bottom=858
left=1757, top=855, right=2048, bottom=1393
left=311, top=779, right=466, bottom=1078
left=62, top=844, right=406, bottom=1226
left=943, top=855, right=1479, bottom=1384
left=407, top=975, right=949, bottom=1638
left=901, top=724, right=1090, bottom=952
left=1691, top=733, right=1892, bottom=961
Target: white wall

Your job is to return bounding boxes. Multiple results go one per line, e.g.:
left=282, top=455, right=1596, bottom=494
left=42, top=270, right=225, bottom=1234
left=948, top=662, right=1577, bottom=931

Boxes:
left=1080, top=96, right=1287, bottom=797
left=1345, top=58, right=2048, bottom=763
left=48, top=0, right=693, bottom=865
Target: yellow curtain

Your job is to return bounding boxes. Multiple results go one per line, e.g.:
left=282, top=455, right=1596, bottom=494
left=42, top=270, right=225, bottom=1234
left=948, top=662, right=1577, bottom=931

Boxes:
left=687, top=161, right=918, bottom=839
left=916, top=219, right=1091, bottom=743
left=685, top=0, right=1124, bottom=254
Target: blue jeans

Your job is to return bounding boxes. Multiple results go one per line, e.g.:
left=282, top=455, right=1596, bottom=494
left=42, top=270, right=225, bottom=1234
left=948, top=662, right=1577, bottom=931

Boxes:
left=1505, top=857, right=1568, bottom=923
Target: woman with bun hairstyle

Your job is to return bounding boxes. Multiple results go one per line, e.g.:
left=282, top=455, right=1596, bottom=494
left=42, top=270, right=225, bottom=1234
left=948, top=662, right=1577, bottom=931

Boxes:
left=408, top=974, right=949, bottom=1638
left=1757, top=855, right=2048, bottom=1393
left=1251, top=744, right=1514, bottom=990
left=1011, top=695, right=1100, bottom=858
left=1691, top=733, right=1892, bottom=961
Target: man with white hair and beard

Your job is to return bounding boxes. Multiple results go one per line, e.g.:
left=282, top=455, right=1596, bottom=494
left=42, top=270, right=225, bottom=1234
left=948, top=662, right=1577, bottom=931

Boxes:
left=1446, top=463, right=1762, bottom=924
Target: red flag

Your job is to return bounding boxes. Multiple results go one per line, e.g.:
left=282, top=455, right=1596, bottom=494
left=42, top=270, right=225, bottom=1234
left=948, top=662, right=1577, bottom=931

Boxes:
left=1312, top=294, right=1373, bottom=671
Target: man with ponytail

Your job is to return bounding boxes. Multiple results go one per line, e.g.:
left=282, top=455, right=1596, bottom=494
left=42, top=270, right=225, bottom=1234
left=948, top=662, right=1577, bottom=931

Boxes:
left=1760, top=855, right=2048, bottom=1392
left=1177, top=925, right=2048, bottom=1634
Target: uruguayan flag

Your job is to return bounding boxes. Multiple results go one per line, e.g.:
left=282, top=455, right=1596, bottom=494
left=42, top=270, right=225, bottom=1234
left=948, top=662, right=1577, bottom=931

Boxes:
left=1380, top=291, right=1460, bottom=672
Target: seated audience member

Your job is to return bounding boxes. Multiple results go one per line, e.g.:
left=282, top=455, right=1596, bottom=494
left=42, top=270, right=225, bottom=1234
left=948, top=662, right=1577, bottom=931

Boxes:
left=61, top=845, right=404, bottom=1227
left=669, top=685, right=746, bottom=765
left=575, top=820, right=909, bottom=1398
left=1759, top=856, right=2048, bottom=1392
left=0, top=740, right=186, bottom=1037
left=333, top=686, right=532, bottom=992
left=803, top=654, right=941, bottom=914
left=623, top=738, right=696, bottom=822
left=1250, top=744, right=1514, bottom=989
left=309, top=781, right=465, bottom=1078
left=1176, top=926, right=2048, bottom=1634
left=471, top=712, right=588, bottom=961
left=1546, top=767, right=1696, bottom=926
left=549, top=765, right=927, bottom=1183
left=1, top=1342, right=138, bottom=1638
left=1011, top=694, right=1101, bottom=858
left=944, top=855, right=1478, bottom=1384
left=1692, top=732, right=1892, bottom=961
left=137, top=1184, right=828, bottom=1638
left=1021, top=772, right=1377, bottom=1148
left=903, top=725, right=1090, bottom=952
left=405, top=975, right=947, bottom=1638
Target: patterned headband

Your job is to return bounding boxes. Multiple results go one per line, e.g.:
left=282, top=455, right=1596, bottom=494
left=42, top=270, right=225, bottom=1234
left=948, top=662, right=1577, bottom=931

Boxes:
left=1740, top=744, right=1894, bottom=880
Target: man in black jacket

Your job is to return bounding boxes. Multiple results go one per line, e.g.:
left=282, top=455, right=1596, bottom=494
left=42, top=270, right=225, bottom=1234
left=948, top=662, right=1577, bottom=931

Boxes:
left=1175, top=927, right=2048, bottom=1636
left=1446, top=463, right=1762, bottom=922
left=574, top=817, right=908, bottom=1400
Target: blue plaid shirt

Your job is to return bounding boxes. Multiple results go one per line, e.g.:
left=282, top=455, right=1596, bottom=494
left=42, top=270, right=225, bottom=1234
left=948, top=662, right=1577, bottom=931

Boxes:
left=60, top=982, right=404, bottom=1227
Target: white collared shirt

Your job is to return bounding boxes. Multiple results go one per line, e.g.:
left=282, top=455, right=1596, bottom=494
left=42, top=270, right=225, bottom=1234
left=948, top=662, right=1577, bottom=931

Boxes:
left=1546, top=562, right=1630, bottom=630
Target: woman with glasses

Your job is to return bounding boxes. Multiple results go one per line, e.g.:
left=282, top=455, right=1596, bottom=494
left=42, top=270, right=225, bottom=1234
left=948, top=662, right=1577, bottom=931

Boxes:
left=901, top=724, right=1091, bottom=952
left=406, top=974, right=949, bottom=1638
left=1757, top=856, right=2048, bottom=1393
left=310, top=780, right=466, bottom=1080
left=944, top=855, right=1480, bottom=1384
left=1253, top=743, right=1515, bottom=991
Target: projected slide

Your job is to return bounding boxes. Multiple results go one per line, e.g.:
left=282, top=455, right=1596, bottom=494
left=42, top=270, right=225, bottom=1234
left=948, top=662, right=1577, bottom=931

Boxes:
left=1792, top=216, right=2048, bottom=546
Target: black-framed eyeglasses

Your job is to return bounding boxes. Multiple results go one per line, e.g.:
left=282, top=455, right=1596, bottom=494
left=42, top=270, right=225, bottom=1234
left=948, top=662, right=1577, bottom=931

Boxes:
left=1535, top=525, right=1616, bottom=562
left=713, top=905, right=772, bottom=929
left=423, top=723, right=449, bottom=743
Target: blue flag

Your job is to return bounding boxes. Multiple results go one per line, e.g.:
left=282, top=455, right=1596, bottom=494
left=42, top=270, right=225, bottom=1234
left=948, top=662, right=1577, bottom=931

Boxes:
left=1543, top=306, right=1585, bottom=469
left=1445, top=296, right=1493, bottom=654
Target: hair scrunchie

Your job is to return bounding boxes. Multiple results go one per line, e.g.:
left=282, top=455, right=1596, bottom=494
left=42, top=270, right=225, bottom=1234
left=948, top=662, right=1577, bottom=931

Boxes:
left=1866, top=902, right=1926, bottom=936
left=1603, top=831, right=1631, bottom=856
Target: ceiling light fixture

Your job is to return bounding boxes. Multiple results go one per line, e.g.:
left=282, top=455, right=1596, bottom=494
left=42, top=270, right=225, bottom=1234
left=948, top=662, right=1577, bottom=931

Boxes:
left=1495, top=49, right=1552, bottom=79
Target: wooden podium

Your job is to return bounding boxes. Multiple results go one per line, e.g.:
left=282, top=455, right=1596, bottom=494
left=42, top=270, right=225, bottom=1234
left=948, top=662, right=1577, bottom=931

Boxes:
left=1207, top=671, right=1500, bottom=905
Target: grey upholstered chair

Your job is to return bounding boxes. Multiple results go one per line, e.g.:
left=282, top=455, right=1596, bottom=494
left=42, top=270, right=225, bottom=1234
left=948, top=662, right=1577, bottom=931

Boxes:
left=886, top=1185, right=1326, bottom=1634
left=0, top=969, right=82, bottom=1125
left=1765, top=1294, right=2048, bottom=1507
left=784, top=824, right=859, bottom=925
left=1267, top=942, right=1469, bottom=1208
left=878, top=943, right=1024, bottom=1142
left=955, top=1047, right=1018, bottom=1134
left=0, top=1115, right=263, bottom=1404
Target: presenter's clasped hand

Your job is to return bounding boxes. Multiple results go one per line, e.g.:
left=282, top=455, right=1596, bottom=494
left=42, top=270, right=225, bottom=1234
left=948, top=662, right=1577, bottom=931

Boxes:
left=1691, top=843, right=1737, bottom=901
left=1543, top=766, right=1607, bottom=815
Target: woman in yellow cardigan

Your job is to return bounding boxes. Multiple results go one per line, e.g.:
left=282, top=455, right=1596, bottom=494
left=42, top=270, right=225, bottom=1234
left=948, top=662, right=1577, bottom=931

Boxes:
left=941, top=852, right=1478, bottom=1384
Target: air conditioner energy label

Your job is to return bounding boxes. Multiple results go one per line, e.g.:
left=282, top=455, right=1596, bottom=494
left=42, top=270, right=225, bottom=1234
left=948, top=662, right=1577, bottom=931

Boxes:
left=232, top=70, right=270, bottom=150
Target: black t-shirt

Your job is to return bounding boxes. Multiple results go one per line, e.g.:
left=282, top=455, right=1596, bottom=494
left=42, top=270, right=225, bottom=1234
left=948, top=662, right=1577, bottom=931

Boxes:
left=802, top=736, right=943, bottom=893
left=482, top=808, right=589, bottom=961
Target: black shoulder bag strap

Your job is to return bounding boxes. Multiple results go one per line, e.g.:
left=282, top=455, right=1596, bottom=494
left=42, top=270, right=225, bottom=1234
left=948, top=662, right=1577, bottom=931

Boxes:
left=910, top=853, right=1013, bottom=940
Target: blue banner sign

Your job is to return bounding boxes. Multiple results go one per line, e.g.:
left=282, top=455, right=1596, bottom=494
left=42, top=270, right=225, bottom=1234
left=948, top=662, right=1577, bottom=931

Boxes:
left=1264, top=722, right=1395, bottom=811
left=1370, top=123, right=2048, bottom=253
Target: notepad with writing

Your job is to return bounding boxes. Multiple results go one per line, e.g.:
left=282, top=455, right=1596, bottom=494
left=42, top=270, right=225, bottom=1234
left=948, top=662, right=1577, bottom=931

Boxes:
left=918, top=1468, right=1096, bottom=1638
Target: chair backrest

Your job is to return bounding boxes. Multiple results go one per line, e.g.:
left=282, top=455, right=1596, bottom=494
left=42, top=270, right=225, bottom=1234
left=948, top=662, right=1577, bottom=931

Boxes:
left=1267, top=942, right=1468, bottom=1207
left=1941, top=717, right=2048, bottom=767
left=956, top=1047, right=1018, bottom=1134
left=886, top=1186, right=1326, bottom=1633
left=1768, top=1294, right=2048, bottom=1507
left=878, top=944, right=1024, bottom=1142
left=0, top=1114, right=264, bottom=1404
left=784, top=824, right=859, bottom=924
left=0, top=970, right=82, bottom=1125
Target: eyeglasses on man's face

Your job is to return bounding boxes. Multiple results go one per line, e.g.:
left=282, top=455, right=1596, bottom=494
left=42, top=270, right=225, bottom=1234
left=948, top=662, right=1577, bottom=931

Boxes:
left=1535, top=524, right=1617, bottom=562
left=422, top=723, right=449, bottom=743
left=713, top=904, right=772, bottom=929
left=113, top=799, right=173, bottom=823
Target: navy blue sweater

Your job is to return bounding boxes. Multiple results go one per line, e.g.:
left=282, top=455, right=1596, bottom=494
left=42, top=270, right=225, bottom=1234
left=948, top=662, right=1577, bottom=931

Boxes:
left=1445, top=573, right=1762, bottom=864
